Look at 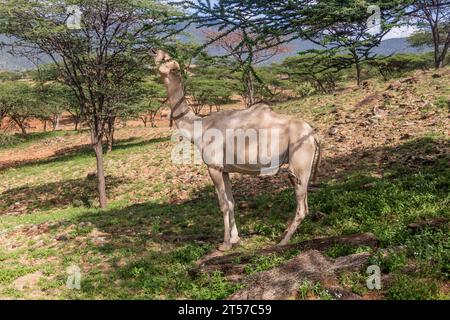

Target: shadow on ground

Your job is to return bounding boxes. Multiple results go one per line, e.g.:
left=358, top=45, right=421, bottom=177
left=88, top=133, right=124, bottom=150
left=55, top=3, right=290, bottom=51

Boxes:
left=35, top=137, right=448, bottom=299
left=0, top=136, right=170, bottom=171
left=0, top=137, right=447, bottom=299
left=0, top=176, right=129, bottom=215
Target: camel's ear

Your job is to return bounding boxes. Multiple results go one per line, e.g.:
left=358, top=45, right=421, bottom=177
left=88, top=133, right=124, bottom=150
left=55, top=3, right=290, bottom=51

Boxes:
left=150, top=48, right=158, bottom=58
left=185, top=63, right=196, bottom=76
left=153, top=49, right=171, bottom=64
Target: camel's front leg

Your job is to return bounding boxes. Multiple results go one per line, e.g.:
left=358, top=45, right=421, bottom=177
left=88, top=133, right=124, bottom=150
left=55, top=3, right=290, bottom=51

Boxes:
left=223, top=172, right=240, bottom=245
left=208, top=168, right=237, bottom=251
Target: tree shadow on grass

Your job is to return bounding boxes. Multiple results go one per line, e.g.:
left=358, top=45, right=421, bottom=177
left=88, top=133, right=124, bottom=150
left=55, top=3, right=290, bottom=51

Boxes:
left=0, top=130, right=80, bottom=150
left=3, top=137, right=448, bottom=299
left=0, top=136, right=170, bottom=172
left=0, top=175, right=129, bottom=216
left=39, top=137, right=447, bottom=299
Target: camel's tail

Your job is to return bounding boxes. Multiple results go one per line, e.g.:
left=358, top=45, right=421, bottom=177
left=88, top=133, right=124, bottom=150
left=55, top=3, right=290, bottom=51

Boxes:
left=311, top=135, right=322, bottom=184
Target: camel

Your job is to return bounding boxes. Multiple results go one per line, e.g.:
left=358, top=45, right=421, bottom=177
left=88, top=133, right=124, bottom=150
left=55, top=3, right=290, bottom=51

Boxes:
left=152, top=49, right=321, bottom=251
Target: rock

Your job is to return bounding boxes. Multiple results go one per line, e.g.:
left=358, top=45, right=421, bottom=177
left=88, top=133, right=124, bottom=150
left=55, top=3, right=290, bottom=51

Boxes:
left=361, top=182, right=377, bottom=190
left=227, top=250, right=369, bottom=300
left=56, top=234, right=69, bottom=241
left=407, top=218, right=449, bottom=233
left=13, top=271, right=43, bottom=291
left=87, top=172, right=97, bottom=180
left=387, top=81, right=402, bottom=91
left=79, top=222, right=93, bottom=228
left=89, top=228, right=111, bottom=246
left=328, top=126, right=339, bottom=136
left=238, top=201, right=257, bottom=210
left=369, top=117, right=379, bottom=125
left=310, top=211, right=327, bottom=222
left=400, top=133, right=412, bottom=140
left=401, top=77, right=419, bottom=84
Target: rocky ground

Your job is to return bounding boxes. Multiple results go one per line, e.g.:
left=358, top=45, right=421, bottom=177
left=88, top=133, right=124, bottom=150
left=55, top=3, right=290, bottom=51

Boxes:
left=0, top=68, right=448, bottom=300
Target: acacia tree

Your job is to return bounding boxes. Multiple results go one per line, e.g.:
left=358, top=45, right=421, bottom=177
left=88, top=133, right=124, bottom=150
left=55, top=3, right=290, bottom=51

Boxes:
left=369, top=53, right=431, bottom=80
left=187, top=77, right=234, bottom=114
left=406, top=1, right=450, bottom=68
left=119, top=76, right=167, bottom=128
left=203, top=29, right=290, bottom=107
left=29, top=66, right=66, bottom=131
left=187, top=0, right=408, bottom=87
left=0, top=99, right=7, bottom=129
left=0, top=0, right=180, bottom=208
left=280, top=53, right=343, bottom=94
left=0, top=81, right=39, bottom=136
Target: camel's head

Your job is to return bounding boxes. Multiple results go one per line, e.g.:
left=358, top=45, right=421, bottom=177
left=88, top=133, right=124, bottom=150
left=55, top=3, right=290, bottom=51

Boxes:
left=150, top=48, right=180, bottom=77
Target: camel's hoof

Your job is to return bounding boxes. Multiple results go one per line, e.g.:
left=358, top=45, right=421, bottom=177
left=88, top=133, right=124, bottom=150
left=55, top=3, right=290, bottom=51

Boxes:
left=230, top=237, right=242, bottom=245
left=277, top=240, right=289, bottom=247
left=218, top=242, right=233, bottom=252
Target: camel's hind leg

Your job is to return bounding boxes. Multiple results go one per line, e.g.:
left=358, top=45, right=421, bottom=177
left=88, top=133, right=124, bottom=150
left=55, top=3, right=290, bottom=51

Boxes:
left=278, top=135, right=316, bottom=246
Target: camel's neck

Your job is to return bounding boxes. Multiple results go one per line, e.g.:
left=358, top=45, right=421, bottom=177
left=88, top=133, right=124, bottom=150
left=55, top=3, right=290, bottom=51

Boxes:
left=163, top=71, right=199, bottom=136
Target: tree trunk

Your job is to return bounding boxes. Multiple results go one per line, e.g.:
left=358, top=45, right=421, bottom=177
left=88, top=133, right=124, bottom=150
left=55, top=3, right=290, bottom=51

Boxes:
left=106, top=128, right=114, bottom=153
left=92, top=135, right=107, bottom=209
left=106, top=116, right=115, bottom=153
left=51, top=114, right=60, bottom=131
left=355, top=62, right=362, bottom=87
left=12, top=117, right=27, bottom=136
left=54, top=114, right=60, bottom=131
left=74, top=119, right=79, bottom=131
left=245, top=72, right=255, bottom=108
left=20, top=124, right=27, bottom=136
left=437, top=34, right=450, bottom=68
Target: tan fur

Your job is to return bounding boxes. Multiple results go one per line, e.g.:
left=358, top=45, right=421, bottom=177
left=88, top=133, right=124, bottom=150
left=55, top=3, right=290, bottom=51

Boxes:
left=154, top=50, right=320, bottom=251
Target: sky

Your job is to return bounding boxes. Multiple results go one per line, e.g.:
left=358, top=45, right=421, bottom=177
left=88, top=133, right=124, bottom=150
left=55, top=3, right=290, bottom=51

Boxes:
left=385, top=25, right=418, bottom=40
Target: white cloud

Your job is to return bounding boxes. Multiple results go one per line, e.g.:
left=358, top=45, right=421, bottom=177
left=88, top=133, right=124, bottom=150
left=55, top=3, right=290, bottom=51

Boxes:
left=384, top=25, right=418, bottom=40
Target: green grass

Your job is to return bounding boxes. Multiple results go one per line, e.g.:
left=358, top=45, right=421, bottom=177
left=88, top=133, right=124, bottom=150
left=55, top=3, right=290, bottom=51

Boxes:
left=0, top=124, right=448, bottom=300
left=298, top=280, right=334, bottom=300
left=0, top=130, right=80, bottom=150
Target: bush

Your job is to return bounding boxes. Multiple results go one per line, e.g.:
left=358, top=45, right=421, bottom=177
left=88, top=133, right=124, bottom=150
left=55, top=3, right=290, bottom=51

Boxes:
left=295, top=82, right=317, bottom=98
left=369, top=54, right=432, bottom=81
left=388, top=275, right=440, bottom=300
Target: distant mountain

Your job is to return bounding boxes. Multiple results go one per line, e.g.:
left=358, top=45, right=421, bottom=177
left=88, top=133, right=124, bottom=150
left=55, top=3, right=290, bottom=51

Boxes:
left=252, top=37, right=432, bottom=64
left=373, top=37, right=432, bottom=56
left=0, top=35, right=48, bottom=72
left=0, top=33, right=432, bottom=72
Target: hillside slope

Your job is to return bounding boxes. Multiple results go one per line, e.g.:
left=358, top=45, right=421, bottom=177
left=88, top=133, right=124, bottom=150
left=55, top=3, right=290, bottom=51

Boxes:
left=0, top=68, right=448, bottom=300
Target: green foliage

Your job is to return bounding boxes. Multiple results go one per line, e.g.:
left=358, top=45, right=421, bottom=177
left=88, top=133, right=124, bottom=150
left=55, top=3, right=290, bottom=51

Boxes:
left=186, top=77, right=234, bottom=114
left=0, top=80, right=41, bottom=134
left=387, top=275, right=440, bottom=300
left=0, top=71, right=22, bottom=81
left=435, top=96, right=450, bottom=110
left=339, top=272, right=369, bottom=296
left=244, top=250, right=298, bottom=275
left=405, top=228, right=450, bottom=279
left=0, top=266, right=36, bottom=285
left=298, top=280, right=334, bottom=300
left=369, top=54, right=432, bottom=80
left=280, top=53, right=342, bottom=94
left=295, top=82, right=317, bottom=98
left=326, top=244, right=372, bottom=259
left=184, top=53, right=237, bottom=113
left=408, top=30, right=443, bottom=48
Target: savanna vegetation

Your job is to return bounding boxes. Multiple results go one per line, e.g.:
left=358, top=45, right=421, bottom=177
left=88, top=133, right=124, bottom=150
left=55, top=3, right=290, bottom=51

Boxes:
left=0, top=0, right=449, bottom=300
